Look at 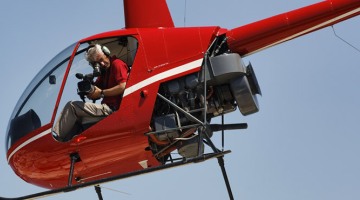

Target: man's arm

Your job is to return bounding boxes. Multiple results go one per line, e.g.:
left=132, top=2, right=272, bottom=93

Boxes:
left=87, top=82, right=126, bottom=100
left=102, top=82, right=126, bottom=96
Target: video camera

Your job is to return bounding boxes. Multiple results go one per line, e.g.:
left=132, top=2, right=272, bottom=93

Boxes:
left=76, top=63, right=102, bottom=102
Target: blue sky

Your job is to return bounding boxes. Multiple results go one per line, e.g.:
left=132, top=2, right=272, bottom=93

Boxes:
left=0, top=0, right=360, bottom=199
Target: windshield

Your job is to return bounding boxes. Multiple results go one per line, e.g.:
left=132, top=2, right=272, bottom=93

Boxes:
left=6, top=43, right=77, bottom=150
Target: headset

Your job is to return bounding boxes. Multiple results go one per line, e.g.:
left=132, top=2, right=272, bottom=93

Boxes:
left=87, top=44, right=111, bottom=57
left=101, top=45, right=111, bottom=57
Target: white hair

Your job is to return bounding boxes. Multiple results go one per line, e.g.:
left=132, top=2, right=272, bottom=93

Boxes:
left=85, top=44, right=104, bottom=62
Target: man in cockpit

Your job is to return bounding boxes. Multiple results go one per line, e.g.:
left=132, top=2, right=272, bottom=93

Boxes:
left=53, top=44, right=129, bottom=141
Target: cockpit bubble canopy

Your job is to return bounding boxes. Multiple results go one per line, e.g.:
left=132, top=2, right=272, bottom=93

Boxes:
left=6, top=36, right=138, bottom=151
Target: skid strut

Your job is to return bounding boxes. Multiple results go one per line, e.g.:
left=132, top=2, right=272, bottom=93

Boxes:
left=94, top=185, right=103, bottom=200
left=218, top=156, right=234, bottom=200
left=68, top=153, right=81, bottom=186
left=201, top=127, right=235, bottom=200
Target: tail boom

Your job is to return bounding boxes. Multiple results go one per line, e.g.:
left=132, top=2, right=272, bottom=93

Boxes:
left=226, top=0, right=360, bottom=56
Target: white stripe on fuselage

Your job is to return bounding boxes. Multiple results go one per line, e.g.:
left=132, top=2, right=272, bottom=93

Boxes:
left=7, top=58, right=203, bottom=163
left=123, top=58, right=203, bottom=97
left=7, top=128, right=51, bottom=163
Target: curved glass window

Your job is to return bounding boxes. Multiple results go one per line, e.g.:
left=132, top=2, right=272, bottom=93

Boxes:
left=6, top=43, right=77, bottom=150
left=6, top=35, right=139, bottom=149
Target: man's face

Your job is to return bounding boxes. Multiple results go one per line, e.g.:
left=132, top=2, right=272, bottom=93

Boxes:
left=93, top=52, right=110, bottom=69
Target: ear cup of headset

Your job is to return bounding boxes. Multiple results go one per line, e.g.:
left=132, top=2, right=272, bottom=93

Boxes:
left=101, top=46, right=111, bottom=57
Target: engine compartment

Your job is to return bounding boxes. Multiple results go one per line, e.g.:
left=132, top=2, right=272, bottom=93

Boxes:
left=149, top=53, right=261, bottom=161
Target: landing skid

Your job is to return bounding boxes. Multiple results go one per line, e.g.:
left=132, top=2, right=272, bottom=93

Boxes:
left=0, top=150, right=231, bottom=200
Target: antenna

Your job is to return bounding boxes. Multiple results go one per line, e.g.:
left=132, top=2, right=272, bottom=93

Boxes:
left=183, top=0, right=187, bottom=27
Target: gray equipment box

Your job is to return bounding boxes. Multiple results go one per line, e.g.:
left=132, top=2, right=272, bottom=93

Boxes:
left=208, top=53, right=246, bottom=85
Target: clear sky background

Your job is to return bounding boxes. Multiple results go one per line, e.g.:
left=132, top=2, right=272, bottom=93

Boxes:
left=1, top=0, right=359, bottom=199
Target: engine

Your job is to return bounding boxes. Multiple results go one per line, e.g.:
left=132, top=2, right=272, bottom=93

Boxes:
left=150, top=53, right=261, bottom=160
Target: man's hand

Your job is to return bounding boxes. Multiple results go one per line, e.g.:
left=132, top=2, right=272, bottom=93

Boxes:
left=87, top=86, right=102, bottom=100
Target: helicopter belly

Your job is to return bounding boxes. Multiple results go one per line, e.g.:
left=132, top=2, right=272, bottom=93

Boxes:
left=8, top=126, right=160, bottom=189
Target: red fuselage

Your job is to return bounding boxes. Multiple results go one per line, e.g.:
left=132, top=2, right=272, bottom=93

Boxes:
left=6, top=0, right=360, bottom=189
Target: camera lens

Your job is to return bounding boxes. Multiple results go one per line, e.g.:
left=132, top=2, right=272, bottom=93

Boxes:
left=93, top=63, right=101, bottom=76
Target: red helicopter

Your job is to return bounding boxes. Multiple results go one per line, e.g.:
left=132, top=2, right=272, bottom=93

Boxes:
left=2, top=0, right=360, bottom=199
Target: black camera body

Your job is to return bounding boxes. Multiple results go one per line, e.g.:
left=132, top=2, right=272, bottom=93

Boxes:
left=76, top=64, right=102, bottom=101
left=77, top=74, right=95, bottom=95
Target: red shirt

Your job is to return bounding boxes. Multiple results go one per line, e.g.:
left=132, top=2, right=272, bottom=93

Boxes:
left=95, top=57, right=128, bottom=110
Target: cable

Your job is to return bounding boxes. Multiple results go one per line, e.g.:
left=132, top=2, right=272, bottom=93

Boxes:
left=183, top=0, right=187, bottom=27
left=84, top=182, right=131, bottom=196
left=96, top=185, right=131, bottom=196
left=331, top=26, right=360, bottom=53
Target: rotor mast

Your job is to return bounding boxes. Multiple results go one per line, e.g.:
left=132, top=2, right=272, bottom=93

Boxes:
left=123, top=0, right=174, bottom=28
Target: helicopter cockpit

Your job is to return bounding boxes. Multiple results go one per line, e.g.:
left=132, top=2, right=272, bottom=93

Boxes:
left=6, top=36, right=138, bottom=150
